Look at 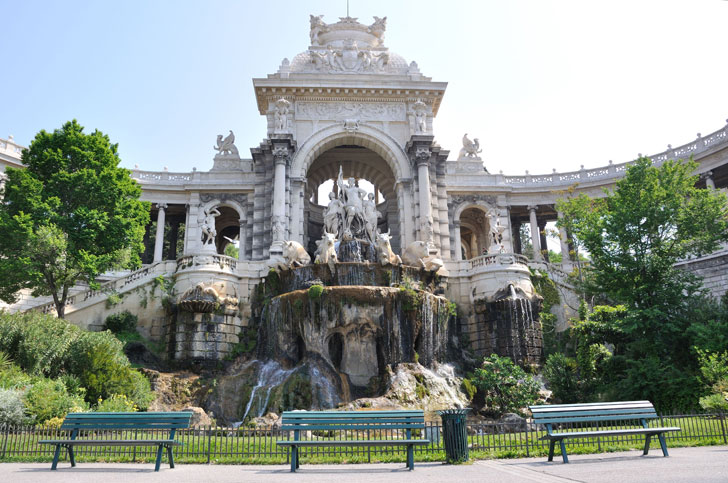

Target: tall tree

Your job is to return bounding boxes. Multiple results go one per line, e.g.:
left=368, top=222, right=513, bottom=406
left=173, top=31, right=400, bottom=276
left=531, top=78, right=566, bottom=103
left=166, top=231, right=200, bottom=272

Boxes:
left=557, top=157, right=728, bottom=408
left=0, top=120, right=149, bottom=318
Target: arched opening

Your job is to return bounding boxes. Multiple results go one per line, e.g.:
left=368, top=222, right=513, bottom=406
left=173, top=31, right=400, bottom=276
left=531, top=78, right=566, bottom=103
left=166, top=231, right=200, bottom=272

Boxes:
left=459, top=207, right=491, bottom=259
left=303, top=145, right=401, bottom=255
left=213, top=206, right=241, bottom=255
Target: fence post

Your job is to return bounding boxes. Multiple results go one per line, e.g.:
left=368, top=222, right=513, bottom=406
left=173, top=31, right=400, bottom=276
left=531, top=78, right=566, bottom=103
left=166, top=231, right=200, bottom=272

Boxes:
left=718, top=412, right=728, bottom=445
left=206, top=425, right=212, bottom=464
left=0, top=425, right=9, bottom=460
left=525, top=420, right=530, bottom=457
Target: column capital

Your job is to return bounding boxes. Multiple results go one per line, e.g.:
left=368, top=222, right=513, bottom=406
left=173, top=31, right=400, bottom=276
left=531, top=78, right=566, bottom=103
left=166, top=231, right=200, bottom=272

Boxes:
left=453, top=219, right=461, bottom=227
left=156, top=202, right=168, bottom=210
left=527, top=204, right=538, bottom=212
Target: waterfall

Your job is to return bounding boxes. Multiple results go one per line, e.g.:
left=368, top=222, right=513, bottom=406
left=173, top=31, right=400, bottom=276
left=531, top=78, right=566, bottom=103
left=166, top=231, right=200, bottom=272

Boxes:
left=241, top=360, right=294, bottom=421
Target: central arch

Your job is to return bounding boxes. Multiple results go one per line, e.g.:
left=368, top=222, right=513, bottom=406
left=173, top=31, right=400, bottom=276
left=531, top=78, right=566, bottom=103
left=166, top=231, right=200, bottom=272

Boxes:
left=290, top=125, right=415, bottom=255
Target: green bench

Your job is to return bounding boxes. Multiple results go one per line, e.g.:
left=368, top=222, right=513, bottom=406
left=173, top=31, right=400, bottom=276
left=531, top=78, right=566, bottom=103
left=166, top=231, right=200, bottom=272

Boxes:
left=39, top=412, right=193, bottom=471
left=529, top=400, right=681, bottom=463
left=277, top=410, right=430, bottom=472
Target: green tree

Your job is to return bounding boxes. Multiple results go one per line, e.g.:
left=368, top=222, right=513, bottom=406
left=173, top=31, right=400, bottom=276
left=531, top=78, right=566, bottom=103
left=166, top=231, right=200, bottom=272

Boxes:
left=557, top=157, right=728, bottom=409
left=471, top=354, right=540, bottom=417
left=0, top=120, right=150, bottom=317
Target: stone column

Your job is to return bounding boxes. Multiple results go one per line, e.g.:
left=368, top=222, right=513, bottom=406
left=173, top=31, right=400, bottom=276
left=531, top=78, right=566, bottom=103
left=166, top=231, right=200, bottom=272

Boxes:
left=703, top=171, right=716, bottom=189
left=416, top=148, right=434, bottom=245
left=511, top=219, right=522, bottom=254
left=557, top=211, right=573, bottom=271
left=271, top=145, right=289, bottom=252
left=167, top=217, right=179, bottom=261
left=238, top=219, right=247, bottom=261
left=153, top=203, right=167, bottom=263
left=453, top=220, right=463, bottom=261
left=528, top=205, right=542, bottom=261
left=538, top=221, right=549, bottom=262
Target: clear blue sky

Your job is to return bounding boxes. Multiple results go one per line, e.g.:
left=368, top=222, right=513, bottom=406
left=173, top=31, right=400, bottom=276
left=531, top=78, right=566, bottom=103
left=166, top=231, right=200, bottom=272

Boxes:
left=2, top=0, right=727, bottom=175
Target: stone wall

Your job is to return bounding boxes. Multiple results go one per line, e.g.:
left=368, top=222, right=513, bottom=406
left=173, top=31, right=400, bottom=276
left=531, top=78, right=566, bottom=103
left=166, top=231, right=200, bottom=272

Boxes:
left=676, top=249, right=728, bottom=299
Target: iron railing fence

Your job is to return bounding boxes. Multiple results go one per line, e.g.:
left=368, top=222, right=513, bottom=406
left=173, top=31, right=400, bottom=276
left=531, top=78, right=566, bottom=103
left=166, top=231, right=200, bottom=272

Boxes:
left=1, top=412, right=726, bottom=463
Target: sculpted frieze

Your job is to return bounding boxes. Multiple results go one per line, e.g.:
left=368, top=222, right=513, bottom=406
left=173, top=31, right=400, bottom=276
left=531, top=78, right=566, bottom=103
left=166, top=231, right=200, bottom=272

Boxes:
left=199, top=193, right=249, bottom=206
left=448, top=194, right=497, bottom=210
left=296, top=101, right=405, bottom=121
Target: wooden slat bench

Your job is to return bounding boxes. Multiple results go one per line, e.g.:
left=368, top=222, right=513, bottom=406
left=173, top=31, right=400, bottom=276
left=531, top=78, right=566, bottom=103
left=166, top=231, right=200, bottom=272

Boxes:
left=39, top=412, right=193, bottom=471
left=276, top=410, right=430, bottom=472
left=529, top=400, right=681, bottom=463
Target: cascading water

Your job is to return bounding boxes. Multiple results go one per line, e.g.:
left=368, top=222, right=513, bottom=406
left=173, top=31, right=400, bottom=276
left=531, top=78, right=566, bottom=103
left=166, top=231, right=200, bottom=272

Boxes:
left=476, top=283, right=543, bottom=366
left=241, top=360, right=295, bottom=420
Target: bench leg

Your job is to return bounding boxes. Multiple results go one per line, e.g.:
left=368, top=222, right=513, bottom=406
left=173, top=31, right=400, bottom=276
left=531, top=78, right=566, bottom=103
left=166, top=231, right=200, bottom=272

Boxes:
left=68, top=446, right=76, bottom=467
left=547, top=440, right=555, bottom=462
left=290, top=446, right=297, bottom=473
left=559, top=440, right=569, bottom=464
left=658, top=434, right=669, bottom=457
left=154, top=445, right=164, bottom=472
left=643, top=435, right=652, bottom=455
left=51, top=445, right=61, bottom=470
left=407, top=444, right=414, bottom=471
left=167, top=446, right=175, bottom=469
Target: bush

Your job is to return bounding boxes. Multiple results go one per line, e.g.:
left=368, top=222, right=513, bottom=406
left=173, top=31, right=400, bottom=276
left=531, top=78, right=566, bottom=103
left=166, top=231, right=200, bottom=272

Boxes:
left=0, top=312, right=154, bottom=409
left=96, top=393, right=139, bottom=412
left=0, top=388, right=26, bottom=427
left=308, top=284, right=324, bottom=300
left=472, top=354, right=540, bottom=417
left=543, top=353, right=581, bottom=404
left=22, top=378, right=88, bottom=423
left=103, top=311, right=138, bottom=334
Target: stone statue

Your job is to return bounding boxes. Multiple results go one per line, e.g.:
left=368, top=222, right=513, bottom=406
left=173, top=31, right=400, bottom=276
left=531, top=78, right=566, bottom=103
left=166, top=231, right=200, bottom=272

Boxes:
left=458, top=133, right=482, bottom=160
left=490, top=214, right=507, bottom=253
left=363, top=193, right=381, bottom=243
left=323, top=191, right=344, bottom=237
left=309, top=15, right=327, bottom=46
left=403, top=241, right=444, bottom=272
left=274, top=98, right=291, bottom=132
left=413, top=99, right=427, bottom=134
left=375, top=230, right=402, bottom=266
left=213, top=131, right=239, bottom=156
left=314, top=231, right=338, bottom=273
left=368, top=16, right=387, bottom=41
left=200, top=207, right=221, bottom=245
left=337, top=166, right=367, bottom=240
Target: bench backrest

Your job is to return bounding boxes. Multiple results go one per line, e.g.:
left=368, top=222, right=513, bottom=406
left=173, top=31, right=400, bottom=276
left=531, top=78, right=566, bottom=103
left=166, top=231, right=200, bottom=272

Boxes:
left=281, top=410, right=425, bottom=433
left=60, top=412, right=193, bottom=433
left=529, top=401, right=658, bottom=428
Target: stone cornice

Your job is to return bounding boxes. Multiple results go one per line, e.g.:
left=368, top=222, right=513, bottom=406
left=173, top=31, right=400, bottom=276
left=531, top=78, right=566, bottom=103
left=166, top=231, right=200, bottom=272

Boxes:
left=252, top=80, right=447, bottom=116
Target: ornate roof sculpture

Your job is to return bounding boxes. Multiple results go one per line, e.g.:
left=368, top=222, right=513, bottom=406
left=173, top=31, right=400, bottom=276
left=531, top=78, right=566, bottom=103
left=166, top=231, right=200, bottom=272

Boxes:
left=283, top=15, right=417, bottom=76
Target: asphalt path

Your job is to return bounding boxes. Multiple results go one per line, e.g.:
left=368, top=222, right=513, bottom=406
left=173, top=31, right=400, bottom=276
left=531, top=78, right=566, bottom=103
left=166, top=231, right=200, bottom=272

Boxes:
left=1, top=446, right=726, bottom=482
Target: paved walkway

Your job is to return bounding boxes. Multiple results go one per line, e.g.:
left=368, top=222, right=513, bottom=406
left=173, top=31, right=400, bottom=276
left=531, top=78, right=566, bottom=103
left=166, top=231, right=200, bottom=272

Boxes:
left=1, top=446, right=726, bottom=482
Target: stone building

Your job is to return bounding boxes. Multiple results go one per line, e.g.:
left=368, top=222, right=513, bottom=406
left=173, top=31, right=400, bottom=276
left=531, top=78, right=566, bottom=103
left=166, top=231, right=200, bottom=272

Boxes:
left=2, top=15, right=727, bottom=362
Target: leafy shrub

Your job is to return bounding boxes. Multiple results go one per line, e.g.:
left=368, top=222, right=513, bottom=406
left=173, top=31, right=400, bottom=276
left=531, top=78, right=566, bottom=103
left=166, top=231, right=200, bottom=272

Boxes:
left=96, top=393, right=139, bottom=412
left=461, top=378, right=477, bottom=401
left=543, top=353, right=581, bottom=403
left=0, top=350, right=11, bottom=371
left=0, top=388, right=26, bottom=427
left=103, top=311, right=138, bottom=334
left=308, top=284, right=324, bottom=300
left=23, top=378, right=88, bottom=423
left=472, top=354, right=540, bottom=417
left=699, top=392, right=728, bottom=412
left=0, top=312, right=154, bottom=409
left=0, top=363, right=32, bottom=389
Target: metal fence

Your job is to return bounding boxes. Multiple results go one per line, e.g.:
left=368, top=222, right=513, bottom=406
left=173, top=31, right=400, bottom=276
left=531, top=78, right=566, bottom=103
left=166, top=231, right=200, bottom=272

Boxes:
left=1, top=412, right=726, bottom=463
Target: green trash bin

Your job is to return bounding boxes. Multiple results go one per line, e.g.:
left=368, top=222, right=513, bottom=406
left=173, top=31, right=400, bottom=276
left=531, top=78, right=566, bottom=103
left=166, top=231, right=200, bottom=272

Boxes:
left=437, top=408, right=471, bottom=463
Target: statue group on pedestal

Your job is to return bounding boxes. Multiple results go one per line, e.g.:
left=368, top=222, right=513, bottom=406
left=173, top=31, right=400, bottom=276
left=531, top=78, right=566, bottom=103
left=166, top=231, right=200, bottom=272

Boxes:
left=322, top=166, right=381, bottom=243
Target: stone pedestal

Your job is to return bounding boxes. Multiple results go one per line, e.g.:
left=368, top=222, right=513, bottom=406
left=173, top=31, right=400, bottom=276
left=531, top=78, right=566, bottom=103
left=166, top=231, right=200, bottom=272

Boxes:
left=172, top=310, right=244, bottom=361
